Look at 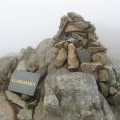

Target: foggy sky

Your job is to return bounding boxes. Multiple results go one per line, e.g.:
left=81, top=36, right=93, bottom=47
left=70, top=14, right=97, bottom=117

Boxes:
left=0, top=0, right=120, bottom=58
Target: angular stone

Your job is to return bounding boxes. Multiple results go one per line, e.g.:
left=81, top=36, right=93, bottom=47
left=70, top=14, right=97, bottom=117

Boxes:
left=76, top=48, right=91, bottom=63
left=65, top=24, right=80, bottom=32
left=67, top=12, right=84, bottom=22
left=68, top=43, right=79, bottom=70
left=88, top=46, right=107, bottom=54
left=21, top=94, right=30, bottom=101
left=53, top=47, right=60, bottom=55
left=108, top=92, right=120, bottom=105
left=73, top=21, right=89, bottom=30
left=5, top=90, right=27, bottom=108
left=17, top=108, right=32, bottom=120
left=54, top=48, right=67, bottom=67
left=54, top=40, right=65, bottom=48
left=55, top=16, right=69, bottom=39
left=71, top=32, right=84, bottom=40
left=0, top=92, right=16, bottom=120
left=81, top=62, right=103, bottom=73
left=88, top=41, right=100, bottom=47
left=98, top=69, right=110, bottom=82
left=109, top=87, right=117, bottom=95
left=26, top=53, right=38, bottom=72
left=36, top=38, right=56, bottom=70
left=99, top=83, right=109, bottom=97
left=15, top=60, right=26, bottom=71
left=92, top=52, right=107, bottom=64
left=0, top=57, right=18, bottom=91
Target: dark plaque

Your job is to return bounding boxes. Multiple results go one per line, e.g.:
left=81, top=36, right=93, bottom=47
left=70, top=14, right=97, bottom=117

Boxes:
left=8, top=70, right=41, bottom=96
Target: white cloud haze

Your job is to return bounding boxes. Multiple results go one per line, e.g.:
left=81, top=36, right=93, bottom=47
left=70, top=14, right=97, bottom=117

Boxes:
left=0, top=0, right=120, bottom=59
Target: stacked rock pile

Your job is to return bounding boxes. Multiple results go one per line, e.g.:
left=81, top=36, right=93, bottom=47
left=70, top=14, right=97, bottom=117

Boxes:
left=0, top=12, right=120, bottom=120
left=53, top=12, right=119, bottom=103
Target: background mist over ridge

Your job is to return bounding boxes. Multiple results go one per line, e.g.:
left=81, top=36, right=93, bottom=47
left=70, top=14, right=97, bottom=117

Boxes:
left=0, top=0, right=120, bottom=59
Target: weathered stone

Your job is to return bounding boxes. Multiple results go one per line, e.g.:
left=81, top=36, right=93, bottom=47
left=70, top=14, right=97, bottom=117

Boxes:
left=5, top=90, right=27, bottom=108
left=54, top=40, right=65, bottom=48
left=53, top=47, right=60, bottom=55
left=88, top=32, right=98, bottom=41
left=108, top=92, right=120, bottom=105
left=26, top=53, right=38, bottom=72
left=65, top=24, right=80, bottom=32
left=109, top=87, right=117, bottom=95
left=98, top=69, right=110, bottom=82
left=92, top=52, right=107, bottom=64
left=71, top=32, right=84, bottom=40
left=17, top=108, right=32, bottom=120
left=0, top=92, right=16, bottom=120
left=67, top=12, right=84, bottom=22
left=74, top=21, right=89, bottom=30
left=81, top=62, right=103, bottom=73
left=99, top=83, right=109, bottom=97
left=0, top=57, right=18, bottom=91
left=88, top=46, right=107, bottom=54
left=36, top=38, right=56, bottom=70
left=104, top=65, right=117, bottom=86
left=76, top=48, right=91, bottom=63
left=21, top=94, right=30, bottom=101
left=88, top=41, right=100, bottom=47
left=68, top=43, right=79, bottom=70
left=54, top=48, right=67, bottom=67
left=15, top=60, right=26, bottom=71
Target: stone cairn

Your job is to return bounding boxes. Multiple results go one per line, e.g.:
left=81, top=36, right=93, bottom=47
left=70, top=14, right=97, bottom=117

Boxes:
left=0, top=12, right=120, bottom=120
left=53, top=12, right=118, bottom=101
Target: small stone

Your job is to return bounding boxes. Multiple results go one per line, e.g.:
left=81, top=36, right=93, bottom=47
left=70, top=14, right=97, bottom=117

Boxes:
left=71, top=32, right=84, bottom=41
left=68, top=43, right=79, bottom=70
left=109, top=87, right=117, bottom=95
left=54, top=40, right=65, bottom=48
left=5, top=90, right=27, bottom=108
left=55, top=16, right=69, bottom=39
left=53, top=47, right=60, bottom=55
left=17, top=108, right=32, bottom=120
left=108, top=92, right=120, bottom=105
left=92, top=52, right=107, bottom=64
left=88, top=46, right=107, bottom=54
left=0, top=92, right=16, bottom=120
left=88, top=41, right=100, bottom=47
left=65, top=24, right=80, bottom=32
left=67, top=12, right=84, bottom=22
left=21, top=94, right=30, bottom=101
left=54, top=48, right=67, bottom=67
left=76, top=48, right=91, bottom=63
left=81, top=62, right=103, bottom=73
left=73, top=21, right=89, bottom=30
left=26, top=54, right=39, bottom=72
left=99, top=83, right=109, bottom=97
left=98, top=69, right=110, bottom=82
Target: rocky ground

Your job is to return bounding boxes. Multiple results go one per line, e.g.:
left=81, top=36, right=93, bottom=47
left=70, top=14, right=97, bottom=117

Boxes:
left=0, top=12, right=120, bottom=120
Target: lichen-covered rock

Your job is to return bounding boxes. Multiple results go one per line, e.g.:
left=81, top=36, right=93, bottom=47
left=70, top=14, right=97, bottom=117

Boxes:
left=36, top=38, right=56, bottom=70
left=34, top=72, right=115, bottom=120
left=0, top=57, right=18, bottom=91
left=17, top=108, right=32, bottom=120
left=76, top=48, right=91, bottom=63
left=0, top=92, right=16, bottom=120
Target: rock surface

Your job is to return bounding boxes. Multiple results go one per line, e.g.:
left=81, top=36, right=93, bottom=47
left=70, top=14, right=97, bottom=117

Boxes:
left=0, top=92, right=16, bottom=120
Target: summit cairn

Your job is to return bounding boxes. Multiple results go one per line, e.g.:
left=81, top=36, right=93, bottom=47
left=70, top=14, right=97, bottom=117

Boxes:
left=53, top=12, right=107, bottom=71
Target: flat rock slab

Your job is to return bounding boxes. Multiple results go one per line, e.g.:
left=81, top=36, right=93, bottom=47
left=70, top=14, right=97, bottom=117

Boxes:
left=0, top=92, right=16, bottom=120
left=5, top=90, right=27, bottom=108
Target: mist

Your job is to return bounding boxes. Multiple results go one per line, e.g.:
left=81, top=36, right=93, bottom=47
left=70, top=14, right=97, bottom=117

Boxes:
left=0, top=0, right=120, bottom=59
